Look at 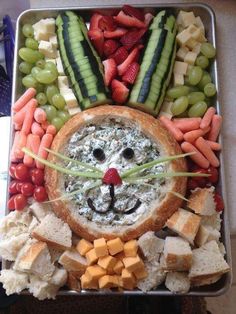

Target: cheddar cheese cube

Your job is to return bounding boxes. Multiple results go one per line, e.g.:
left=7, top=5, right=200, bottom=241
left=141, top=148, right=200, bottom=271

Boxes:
left=98, top=275, right=119, bottom=289
left=124, top=240, right=138, bottom=257
left=86, top=265, right=106, bottom=281
left=76, top=239, right=93, bottom=256
left=107, top=238, right=124, bottom=255
left=80, top=273, right=98, bottom=290
left=113, top=260, right=124, bottom=275
left=94, top=238, right=108, bottom=257
left=133, top=266, right=148, bottom=280
left=184, top=51, right=198, bottom=65
left=121, top=269, right=136, bottom=290
left=122, top=255, right=144, bottom=272
left=98, top=255, right=117, bottom=270
left=85, top=248, right=98, bottom=265
left=114, top=251, right=125, bottom=260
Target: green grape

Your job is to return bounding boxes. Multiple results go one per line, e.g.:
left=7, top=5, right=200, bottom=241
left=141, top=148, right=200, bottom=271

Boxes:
left=51, top=117, right=64, bottom=131
left=36, top=83, right=44, bottom=93
left=22, top=75, right=37, bottom=88
left=52, top=94, right=66, bottom=110
left=44, top=105, right=57, bottom=122
left=25, top=38, right=38, bottom=50
left=188, top=66, right=203, bottom=86
left=204, top=83, right=217, bottom=97
left=200, top=42, right=216, bottom=58
left=197, top=72, right=212, bottom=91
left=176, top=110, right=188, bottom=118
left=36, top=59, right=46, bottom=69
left=31, top=66, right=41, bottom=79
left=45, top=85, right=59, bottom=105
left=22, top=24, right=34, bottom=38
left=166, top=86, right=190, bottom=99
left=19, top=61, right=33, bottom=74
left=45, top=62, right=58, bottom=75
left=196, top=55, right=209, bottom=69
left=57, top=110, right=70, bottom=123
left=188, top=92, right=205, bottom=105
left=188, top=86, right=199, bottom=93
left=35, top=69, right=57, bottom=84
left=36, top=92, right=47, bottom=105
left=188, top=101, right=207, bottom=117
left=171, top=96, right=189, bottom=116
left=19, top=48, right=44, bottom=64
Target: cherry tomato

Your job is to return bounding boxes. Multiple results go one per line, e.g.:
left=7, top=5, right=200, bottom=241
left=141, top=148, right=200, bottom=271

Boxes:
left=16, top=181, right=24, bottom=193
left=14, top=163, right=30, bottom=181
left=14, top=193, right=27, bottom=211
left=33, top=186, right=48, bottom=202
left=21, top=182, right=35, bottom=196
left=192, top=169, right=207, bottom=188
left=207, top=166, right=219, bottom=184
left=7, top=195, right=16, bottom=210
left=9, top=164, right=17, bottom=178
left=8, top=180, right=19, bottom=194
left=187, top=178, right=199, bottom=191
left=214, top=193, right=224, bottom=212
left=30, top=168, right=44, bottom=186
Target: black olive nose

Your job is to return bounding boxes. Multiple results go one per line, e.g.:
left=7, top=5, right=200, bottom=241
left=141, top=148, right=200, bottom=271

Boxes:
left=93, top=148, right=105, bottom=161
left=122, top=147, right=134, bottom=159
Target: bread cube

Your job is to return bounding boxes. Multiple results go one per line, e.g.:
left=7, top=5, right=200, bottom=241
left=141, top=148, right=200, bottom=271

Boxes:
left=188, top=187, right=216, bottom=216
left=195, top=224, right=221, bottom=247
left=138, top=231, right=164, bottom=261
left=124, top=240, right=138, bottom=257
left=165, top=272, right=190, bottom=293
left=76, top=239, right=93, bottom=256
left=94, top=238, right=108, bottom=257
left=107, top=238, right=124, bottom=255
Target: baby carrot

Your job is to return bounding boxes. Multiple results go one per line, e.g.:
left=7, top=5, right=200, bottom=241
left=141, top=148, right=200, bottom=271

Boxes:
left=46, top=124, right=57, bottom=135
left=15, top=131, right=27, bottom=159
left=173, top=118, right=201, bottom=132
left=181, top=141, right=210, bottom=169
left=183, top=126, right=210, bottom=143
left=21, top=99, right=37, bottom=135
left=36, top=134, right=54, bottom=169
left=12, top=88, right=36, bottom=112
left=31, top=122, right=45, bottom=138
left=200, top=107, right=216, bottom=129
left=206, top=140, right=222, bottom=151
left=13, top=105, right=27, bottom=125
left=10, top=131, right=20, bottom=162
left=34, top=108, right=47, bottom=124
left=41, top=121, right=50, bottom=131
left=160, top=116, right=183, bottom=142
left=14, top=123, right=22, bottom=131
left=195, top=137, right=220, bottom=167
left=207, top=115, right=222, bottom=141
left=23, top=134, right=41, bottom=167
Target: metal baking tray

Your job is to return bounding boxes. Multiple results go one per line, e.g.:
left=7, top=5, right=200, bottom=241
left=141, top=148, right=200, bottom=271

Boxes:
left=4, top=2, right=232, bottom=297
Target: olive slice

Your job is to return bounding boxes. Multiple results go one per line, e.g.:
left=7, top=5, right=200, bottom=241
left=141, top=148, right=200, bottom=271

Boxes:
left=122, top=147, right=134, bottom=160
left=93, top=148, right=105, bottom=161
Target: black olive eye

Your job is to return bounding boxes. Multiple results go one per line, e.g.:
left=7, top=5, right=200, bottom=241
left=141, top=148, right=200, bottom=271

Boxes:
left=122, top=148, right=134, bottom=160
left=93, top=148, right=105, bottom=161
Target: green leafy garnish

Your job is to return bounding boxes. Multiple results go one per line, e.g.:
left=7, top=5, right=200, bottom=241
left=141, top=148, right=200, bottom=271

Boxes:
left=123, top=171, right=210, bottom=181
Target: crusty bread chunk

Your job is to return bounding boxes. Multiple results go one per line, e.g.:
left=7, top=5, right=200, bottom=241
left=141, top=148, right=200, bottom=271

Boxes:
left=0, top=233, right=29, bottom=261
left=0, top=269, right=29, bottom=295
left=188, top=187, right=216, bottom=216
left=49, top=267, right=67, bottom=286
left=49, top=247, right=63, bottom=263
left=59, top=249, right=87, bottom=275
left=28, top=275, right=58, bottom=300
left=191, top=274, right=222, bottom=287
left=163, top=237, right=192, bottom=271
left=195, top=224, right=220, bottom=247
left=165, top=272, right=190, bottom=293
left=138, top=231, right=164, bottom=261
left=0, top=210, right=32, bottom=238
left=189, top=240, right=230, bottom=284
left=32, top=214, right=72, bottom=250
left=30, top=202, right=52, bottom=221
left=166, top=208, right=201, bottom=244
left=66, top=271, right=81, bottom=292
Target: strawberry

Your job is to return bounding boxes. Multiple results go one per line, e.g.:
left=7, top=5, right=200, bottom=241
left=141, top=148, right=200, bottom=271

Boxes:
left=102, top=58, right=117, bottom=87
left=103, top=168, right=122, bottom=185
left=122, top=5, right=145, bottom=21
left=111, top=79, right=127, bottom=90
left=110, top=47, right=128, bottom=65
left=104, top=39, right=119, bottom=57
left=98, top=16, right=116, bottom=31
left=88, top=30, right=104, bottom=57
left=90, top=13, right=103, bottom=30
left=122, top=62, right=140, bottom=84
left=120, top=28, right=147, bottom=50
left=114, top=11, right=146, bottom=29
left=117, top=47, right=140, bottom=76
left=144, top=13, right=154, bottom=27
left=214, top=193, right=224, bottom=212
left=104, top=28, right=128, bottom=39
left=111, top=80, right=129, bottom=104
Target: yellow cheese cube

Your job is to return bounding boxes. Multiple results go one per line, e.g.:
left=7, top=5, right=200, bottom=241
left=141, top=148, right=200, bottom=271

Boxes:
left=98, top=255, right=117, bottom=270
left=122, top=255, right=144, bottom=272
left=98, top=275, right=119, bottom=289
left=85, top=248, right=98, bottom=265
left=107, top=238, right=124, bottom=255
left=181, top=11, right=196, bottom=28
left=176, top=46, right=189, bottom=61
left=173, top=61, right=188, bottom=75
left=186, top=38, right=198, bottom=50
left=114, top=251, right=125, bottom=260
left=80, top=273, right=98, bottom=290
left=94, top=238, right=108, bottom=257
left=121, top=269, right=136, bottom=290
left=184, top=51, right=198, bottom=65
left=124, top=240, right=138, bottom=257
left=76, top=239, right=93, bottom=256
left=113, top=260, right=124, bottom=275
left=86, top=265, right=106, bottom=281
left=133, top=267, right=148, bottom=280
left=176, top=29, right=191, bottom=46
left=174, top=73, right=184, bottom=86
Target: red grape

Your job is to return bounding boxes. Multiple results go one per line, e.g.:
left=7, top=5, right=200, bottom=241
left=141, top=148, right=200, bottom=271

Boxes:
left=14, top=163, right=30, bottom=181
left=21, top=182, right=35, bottom=196
left=187, top=178, right=198, bottom=191
left=8, top=180, right=19, bottom=194
left=9, top=164, right=17, bottom=178
left=30, top=168, right=44, bottom=186
left=207, top=166, right=218, bottom=184
left=7, top=195, right=16, bottom=210
left=33, top=186, right=48, bottom=202
left=14, top=194, right=27, bottom=211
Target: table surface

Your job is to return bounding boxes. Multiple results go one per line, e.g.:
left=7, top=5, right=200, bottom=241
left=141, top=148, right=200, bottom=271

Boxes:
left=1, top=0, right=236, bottom=233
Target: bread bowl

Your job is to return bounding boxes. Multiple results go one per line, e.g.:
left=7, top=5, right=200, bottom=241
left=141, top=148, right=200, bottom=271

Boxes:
left=45, top=105, right=187, bottom=241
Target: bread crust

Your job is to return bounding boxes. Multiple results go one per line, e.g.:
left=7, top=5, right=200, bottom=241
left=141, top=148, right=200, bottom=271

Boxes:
left=45, top=105, right=187, bottom=241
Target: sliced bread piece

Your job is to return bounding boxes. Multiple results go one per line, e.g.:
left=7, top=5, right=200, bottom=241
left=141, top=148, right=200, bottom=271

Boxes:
left=0, top=233, right=29, bottom=261
left=138, top=231, right=164, bottom=262
left=0, top=269, right=29, bottom=295
left=165, top=272, right=190, bottom=293
left=137, top=261, right=166, bottom=292
left=163, top=236, right=192, bottom=271
left=188, top=187, right=216, bottom=216
left=32, top=214, right=72, bottom=250
left=189, top=240, right=230, bottom=283
left=195, top=225, right=220, bottom=247
left=58, top=249, right=87, bottom=275
left=30, top=202, right=52, bottom=221
left=166, top=208, right=201, bottom=244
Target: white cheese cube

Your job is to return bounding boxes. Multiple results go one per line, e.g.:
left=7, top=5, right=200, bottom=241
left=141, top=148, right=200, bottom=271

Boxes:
left=184, top=51, right=198, bottom=65
left=159, top=100, right=174, bottom=119
left=33, top=21, right=49, bottom=41
left=186, top=24, right=206, bottom=42
left=186, top=38, right=198, bottom=50
left=174, top=73, right=184, bottom=86
left=176, top=46, right=189, bottom=61
left=176, top=10, right=186, bottom=26
left=181, top=11, right=196, bottom=28
left=38, top=41, right=57, bottom=58
left=45, top=58, right=56, bottom=64
left=68, top=107, right=81, bottom=116
left=60, top=89, right=78, bottom=109
left=58, top=76, right=70, bottom=89
left=173, top=61, right=188, bottom=75
left=49, top=35, right=58, bottom=49
left=56, top=57, right=65, bottom=75
left=194, top=16, right=205, bottom=35
left=176, top=29, right=192, bottom=46
left=192, top=42, right=202, bottom=55
left=42, top=18, right=55, bottom=35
